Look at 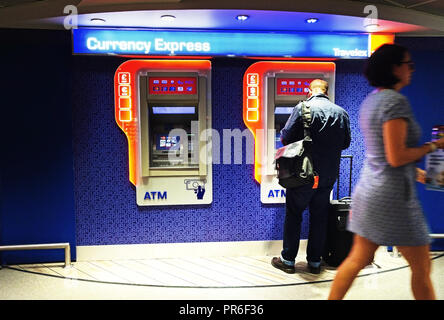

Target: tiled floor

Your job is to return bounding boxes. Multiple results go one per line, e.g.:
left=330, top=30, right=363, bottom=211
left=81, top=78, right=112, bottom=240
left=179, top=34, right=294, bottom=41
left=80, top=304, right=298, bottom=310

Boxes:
left=1, top=247, right=444, bottom=300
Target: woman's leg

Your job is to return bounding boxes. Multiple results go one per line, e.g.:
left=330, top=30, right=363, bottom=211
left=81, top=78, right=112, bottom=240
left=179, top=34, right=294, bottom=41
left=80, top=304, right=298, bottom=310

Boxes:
left=328, top=234, right=379, bottom=300
left=397, top=245, right=435, bottom=300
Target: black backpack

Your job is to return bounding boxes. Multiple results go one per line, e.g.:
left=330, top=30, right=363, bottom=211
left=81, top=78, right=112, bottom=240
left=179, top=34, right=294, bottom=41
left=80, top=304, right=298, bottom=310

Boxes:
left=275, top=102, right=319, bottom=189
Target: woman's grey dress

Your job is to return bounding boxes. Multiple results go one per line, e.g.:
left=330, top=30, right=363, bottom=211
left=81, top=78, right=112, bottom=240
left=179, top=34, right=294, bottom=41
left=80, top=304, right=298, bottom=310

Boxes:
left=348, top=89, right=431, bottom=246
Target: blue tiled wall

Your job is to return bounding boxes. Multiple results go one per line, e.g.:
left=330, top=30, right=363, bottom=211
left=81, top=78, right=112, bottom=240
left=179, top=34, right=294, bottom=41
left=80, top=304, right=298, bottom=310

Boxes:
left=72, top=57, right=370, bottom=246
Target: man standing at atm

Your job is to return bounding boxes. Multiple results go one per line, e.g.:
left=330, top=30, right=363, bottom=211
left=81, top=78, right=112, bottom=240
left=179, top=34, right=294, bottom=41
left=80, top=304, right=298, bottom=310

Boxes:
left=271, top=79, right=351, bottom=274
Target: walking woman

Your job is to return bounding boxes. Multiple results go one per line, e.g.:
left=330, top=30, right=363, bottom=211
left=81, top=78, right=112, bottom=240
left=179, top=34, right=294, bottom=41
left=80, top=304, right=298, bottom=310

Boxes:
left=328, top=44, right=444, bottom=300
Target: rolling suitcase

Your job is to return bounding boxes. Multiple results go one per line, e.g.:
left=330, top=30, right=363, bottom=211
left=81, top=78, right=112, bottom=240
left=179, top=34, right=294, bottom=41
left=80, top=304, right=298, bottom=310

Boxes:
left=323, top=155, right=354, bottom=268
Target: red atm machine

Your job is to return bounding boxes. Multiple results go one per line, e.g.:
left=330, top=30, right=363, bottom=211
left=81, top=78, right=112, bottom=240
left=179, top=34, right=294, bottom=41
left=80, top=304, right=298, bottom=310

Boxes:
left=114, top=60, right=212, bottom=206
left=243, top=61, right=336, bottom=204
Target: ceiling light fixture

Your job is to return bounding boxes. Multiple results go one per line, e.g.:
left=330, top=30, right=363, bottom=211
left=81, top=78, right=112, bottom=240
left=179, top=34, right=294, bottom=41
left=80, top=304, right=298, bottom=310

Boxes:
left=365, top=23, right=380, bottom=32
left=236, top=15, right=249, bottom=21
left=90, top=18, right=106, bottom=23
left=160, top=15, right=176, bottom=22
left=305, top=18, right=318, bottom=24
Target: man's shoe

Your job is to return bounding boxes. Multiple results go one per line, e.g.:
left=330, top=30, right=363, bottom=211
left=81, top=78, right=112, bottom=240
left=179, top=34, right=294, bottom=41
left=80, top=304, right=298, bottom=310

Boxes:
left=307, top=264, right=321, bottom=274
left=271, top=257, right=295, bottom=274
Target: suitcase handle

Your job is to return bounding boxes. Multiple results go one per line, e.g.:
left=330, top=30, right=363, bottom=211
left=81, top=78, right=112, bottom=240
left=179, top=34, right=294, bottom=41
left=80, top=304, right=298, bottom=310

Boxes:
left=338, top=196, right=352, bottom=203
left=336, top=155, right=353, bottom=199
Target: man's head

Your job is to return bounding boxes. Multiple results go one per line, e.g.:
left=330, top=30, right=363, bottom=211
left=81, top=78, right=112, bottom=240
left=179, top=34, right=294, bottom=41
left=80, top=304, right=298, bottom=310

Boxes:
left=308, top=79, right=328, bottom=97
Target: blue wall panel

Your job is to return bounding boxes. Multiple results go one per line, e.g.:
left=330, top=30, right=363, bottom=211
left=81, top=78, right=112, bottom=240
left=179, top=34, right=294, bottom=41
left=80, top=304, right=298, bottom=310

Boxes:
left=397, top=37, right=444, bottom=250
left=0, top=30, right=76, bottom=264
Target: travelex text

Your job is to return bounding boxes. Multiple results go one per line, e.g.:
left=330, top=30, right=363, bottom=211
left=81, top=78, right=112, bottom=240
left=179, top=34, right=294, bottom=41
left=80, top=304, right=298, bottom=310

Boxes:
left=73, top=29, right=370, bottom=58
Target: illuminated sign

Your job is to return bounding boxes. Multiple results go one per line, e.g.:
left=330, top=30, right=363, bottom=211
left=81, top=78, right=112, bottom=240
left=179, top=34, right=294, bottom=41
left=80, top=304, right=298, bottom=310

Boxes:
left=246, top=73, right=259, bottom=122
left=73, top=28, right=378, bottom=59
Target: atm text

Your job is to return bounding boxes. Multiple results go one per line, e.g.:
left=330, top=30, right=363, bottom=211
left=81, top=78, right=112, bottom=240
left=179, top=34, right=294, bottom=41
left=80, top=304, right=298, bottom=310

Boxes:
left=144, top=191, right=167, bottom=200
left=268, top=189, right=286, bottom=198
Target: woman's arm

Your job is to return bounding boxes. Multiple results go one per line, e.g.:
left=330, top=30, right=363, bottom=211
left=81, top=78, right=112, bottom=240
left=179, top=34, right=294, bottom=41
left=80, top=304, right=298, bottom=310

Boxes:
left=383, top=119, right=444, bottom=168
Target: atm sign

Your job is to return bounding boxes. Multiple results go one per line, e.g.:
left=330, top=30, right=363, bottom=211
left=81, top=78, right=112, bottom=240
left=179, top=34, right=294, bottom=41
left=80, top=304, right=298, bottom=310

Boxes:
left=118, top=72, right=130, bottom=84
left=247, top=73, right=259, bottom=86
left=248, top=86, right=258, bottom=98
left=246, top=73, right=259, bottom=122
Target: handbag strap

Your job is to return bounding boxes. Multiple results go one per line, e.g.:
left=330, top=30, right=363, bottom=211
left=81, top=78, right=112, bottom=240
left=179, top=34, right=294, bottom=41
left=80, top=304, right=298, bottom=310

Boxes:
left=300, top=101, right=311, bottom=139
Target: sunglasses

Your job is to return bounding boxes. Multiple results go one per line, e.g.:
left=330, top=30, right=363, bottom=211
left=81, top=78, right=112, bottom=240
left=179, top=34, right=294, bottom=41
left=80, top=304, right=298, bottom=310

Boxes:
left=399, top=60, right=415, bottom=70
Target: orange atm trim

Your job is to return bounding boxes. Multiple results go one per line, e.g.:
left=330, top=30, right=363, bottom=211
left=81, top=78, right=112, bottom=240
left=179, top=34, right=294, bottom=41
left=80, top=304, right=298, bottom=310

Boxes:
left=243, top=61, right=336, bottom=183
left=114, top=59, right=211, bottom=185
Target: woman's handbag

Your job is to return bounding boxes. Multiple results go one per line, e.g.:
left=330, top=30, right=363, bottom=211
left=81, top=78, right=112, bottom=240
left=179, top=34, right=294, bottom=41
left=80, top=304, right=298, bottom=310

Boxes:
left=274, top=102, right=319, bottom=189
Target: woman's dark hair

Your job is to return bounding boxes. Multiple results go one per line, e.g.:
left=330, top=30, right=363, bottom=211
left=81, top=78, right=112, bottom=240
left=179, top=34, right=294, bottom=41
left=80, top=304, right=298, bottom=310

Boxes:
left=364, top=43, right=409, bottom=88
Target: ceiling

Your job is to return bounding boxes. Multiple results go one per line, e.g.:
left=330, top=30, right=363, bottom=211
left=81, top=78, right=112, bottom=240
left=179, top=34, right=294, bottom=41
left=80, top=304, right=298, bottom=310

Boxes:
left=0, top=0, right=443, bottom=36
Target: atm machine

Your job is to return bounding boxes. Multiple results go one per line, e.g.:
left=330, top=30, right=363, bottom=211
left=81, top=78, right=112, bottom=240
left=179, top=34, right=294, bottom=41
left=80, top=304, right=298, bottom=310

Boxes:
left=272, top=77, right=321, bottom=150
left=243, top=61, right=336, bottom=204
left=114, top=60, right=212, bottom=206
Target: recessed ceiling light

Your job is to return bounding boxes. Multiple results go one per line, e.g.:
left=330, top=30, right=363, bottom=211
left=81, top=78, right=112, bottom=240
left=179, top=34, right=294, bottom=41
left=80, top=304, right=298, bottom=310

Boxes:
left=365, top=24, right=380, bottom=32
left=305, top=18, right=318, bottom=24
left=90, top=18, right=106, bottom=23
left=236, top=15, right=249, bottom=21
left=160, top=15, right=176, bottom=22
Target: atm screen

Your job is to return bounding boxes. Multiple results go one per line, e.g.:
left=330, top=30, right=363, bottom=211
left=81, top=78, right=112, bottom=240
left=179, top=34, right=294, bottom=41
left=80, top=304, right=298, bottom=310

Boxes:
left=152, top=106, right=196, bottom=114
left=156, top=134, right=181, bottom=151
left=275, top=106, right=294, bottom=150
left=275, top=136, right=284, bottom=149
left=155, top=134, right=195, bottom=151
